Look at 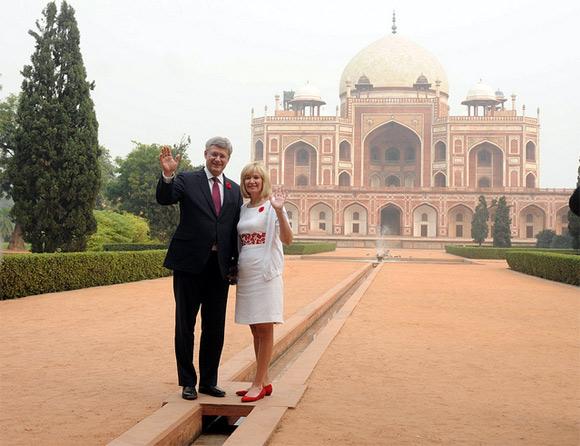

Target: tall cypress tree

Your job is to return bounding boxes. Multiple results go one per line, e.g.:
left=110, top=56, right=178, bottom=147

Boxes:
left=567, top=161, right=580, bottom=249
left=493, top=196, right=512, bottom=247
left=10, top=1, right=100, bottom=252
left=471, top=195, right=488, bottom=246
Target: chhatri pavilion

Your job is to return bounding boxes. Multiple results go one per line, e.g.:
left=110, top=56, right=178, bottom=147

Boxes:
left=250, top=18, right=571, bottom=246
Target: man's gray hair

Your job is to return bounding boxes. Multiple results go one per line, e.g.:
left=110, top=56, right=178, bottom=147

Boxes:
left=205, top=136, right=233, bottom=155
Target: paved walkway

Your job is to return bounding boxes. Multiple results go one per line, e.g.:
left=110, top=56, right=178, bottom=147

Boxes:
left=269, top=256, right=580, bottom=445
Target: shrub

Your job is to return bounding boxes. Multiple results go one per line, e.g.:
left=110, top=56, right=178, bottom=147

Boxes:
left=445, top=245, right=578, bottom=259
left=283, top=242, right=336, bottom=255
left=103, top=243, right=168, bottom=251
left=506, top=251, right=580, bottom=286
left=535, top=229, right=556, bottom=248
left=550, top=234, right=573, bottom=249
left=0, top=250, right=170, bottom=300
left=86, top=210, right=152, bottom=251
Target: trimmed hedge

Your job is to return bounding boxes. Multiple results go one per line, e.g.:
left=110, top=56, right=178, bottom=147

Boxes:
left=283, top=242, right=337, bottom=255
left=103, top=243, right=168, bottom=251
left=506, top=252, right=580, bottom=286
left=0, top=250, right=170, bottom=300
left=445, top=245, right=578, bottom=259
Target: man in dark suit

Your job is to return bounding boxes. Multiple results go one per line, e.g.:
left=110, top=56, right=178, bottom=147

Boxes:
left=156, top=137, right=243, bottom=400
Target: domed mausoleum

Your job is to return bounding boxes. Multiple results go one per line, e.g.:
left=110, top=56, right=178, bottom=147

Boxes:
left=250, top=20, right=571, bottom=245
left=339, top=33, right=449, bottom=99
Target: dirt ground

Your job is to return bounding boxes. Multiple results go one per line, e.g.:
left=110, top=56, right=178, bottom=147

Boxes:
left=0, top=259, right=362, bottom=446
left=270, top=256, right=580, bottom=445
left=1, top=250, right=578, bottom=445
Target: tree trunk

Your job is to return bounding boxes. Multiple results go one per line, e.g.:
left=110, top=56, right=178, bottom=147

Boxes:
left=7, top=223, right=25, bottom=251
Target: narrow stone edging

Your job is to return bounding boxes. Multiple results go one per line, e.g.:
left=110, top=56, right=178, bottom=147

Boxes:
left=107, top=262, right=372, bottom=446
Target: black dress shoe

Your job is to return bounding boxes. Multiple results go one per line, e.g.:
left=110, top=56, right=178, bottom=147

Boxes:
left=182, top=386, right=198, bottom=400
left=198, top=385, right=226, bottom=397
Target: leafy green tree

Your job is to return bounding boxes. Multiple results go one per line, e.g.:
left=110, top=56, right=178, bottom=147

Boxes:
left=107, top=139, right=194, bottom=242
left=471, top=195, right=489, bottom=246
left=568, top=160, right=580, bottom=249
left=0, top=92, right=19, bottom=198
left=95, top=145, right=115, bottom=210
left=0, top=207, right=14, bottom=242
left=0, top=87, right=26, bottom=250
left=86, top=210, right=152, bottom=251
left=9, top=1, right=100, bottom=253
left=535, top=229, right=556, bottom=248
left=492, top=196, right=511, bottom=247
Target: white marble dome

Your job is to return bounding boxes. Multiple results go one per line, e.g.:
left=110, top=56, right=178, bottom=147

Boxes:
left=340, top=34, right=449, bottom=96
left=465, top=81, right=496, bottom=101
left=293, top=82, right=323, bottom=102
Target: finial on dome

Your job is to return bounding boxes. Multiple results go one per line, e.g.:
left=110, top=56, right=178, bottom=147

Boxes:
left=392, top=11, right=397, bottom=34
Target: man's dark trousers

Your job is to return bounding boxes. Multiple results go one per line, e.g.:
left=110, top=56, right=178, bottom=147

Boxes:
left=173, top=252, right=229, bottom=388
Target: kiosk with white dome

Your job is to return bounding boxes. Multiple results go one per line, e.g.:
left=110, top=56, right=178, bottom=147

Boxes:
left=250, top=19, right=571, bottom=246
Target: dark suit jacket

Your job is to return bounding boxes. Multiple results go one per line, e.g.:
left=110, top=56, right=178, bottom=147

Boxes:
left=156, top=169, right=243, bottom=278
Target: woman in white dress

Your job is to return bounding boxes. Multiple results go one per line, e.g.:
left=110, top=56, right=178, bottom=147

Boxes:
left=235, top=162, right=293, bottom=402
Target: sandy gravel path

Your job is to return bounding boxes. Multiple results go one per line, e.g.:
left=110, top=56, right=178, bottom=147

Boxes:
left=0, top=259, right=362, bottom=445
left=269, top=256, right=580, bottom=445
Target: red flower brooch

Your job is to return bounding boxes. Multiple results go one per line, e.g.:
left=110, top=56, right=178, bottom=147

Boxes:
left=258, top=206, right=265, bottom=213
left=226, top=182, right=232, bottom=190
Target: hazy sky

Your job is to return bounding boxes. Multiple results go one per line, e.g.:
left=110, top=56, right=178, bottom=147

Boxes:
left=2, top=0, right=579, bottom=188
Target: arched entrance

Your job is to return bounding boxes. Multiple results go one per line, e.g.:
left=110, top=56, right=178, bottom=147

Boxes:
left=284, top=141, right=317, bottom=187
left=555, top=206, right=569, bottom=235
left=285, top=202, right=299, bottom=234
left=468, top=142, right=504, bottom=187
left=344, top=204, right=368, bottom=235
left=380, top=205, right=402, bottom=236
left=309, top=203, right=332, bottom=235
left=365, top=122, right=421, bottom=188
left=412, top=204, right=437, bottom=237
left=448, top=205, right=473, bottom=238
left=519, top=205, right=545, bottom=238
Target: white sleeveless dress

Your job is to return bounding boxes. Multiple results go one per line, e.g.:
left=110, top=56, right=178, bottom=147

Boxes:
left=235, top=201, right=284, bottom=325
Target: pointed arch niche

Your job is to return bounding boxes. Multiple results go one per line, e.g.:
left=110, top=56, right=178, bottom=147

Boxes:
left=309, top=203, right=333, bottom=235
left=519, top=205, right=545, bottom=238
left=412, top=204, right=437, bottom=237
left=379, top=204, right=402, bottom=236
left=338, top=171, right=351, bottom=187
left=254, top=140, right=264, bottom=161
left=555, top=206, right=569, bottom=235
left=284, top=141, right=318, bottom=187
left=468, top=142, right=504, bottom=188
left=448, top=205, right=473, bottom=238
left=339, top=140, right=351, bottom=161
left=344, top=204, right=367, bottom=235
left=284, top=202, right=299, bottom=234
left=364, top=121, right=421, bottom=187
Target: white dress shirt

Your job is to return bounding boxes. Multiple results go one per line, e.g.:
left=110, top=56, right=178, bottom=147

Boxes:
left=162, top=167, right=225, bottom=206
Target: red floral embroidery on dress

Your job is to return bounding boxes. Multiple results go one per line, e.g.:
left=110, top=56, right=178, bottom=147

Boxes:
left=240, top=232, right=266, bottom=246
left=258, top=206, right=265, bottom=213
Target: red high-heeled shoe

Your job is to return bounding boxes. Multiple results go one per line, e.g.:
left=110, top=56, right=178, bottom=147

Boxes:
left=241, top=386, right=268, bottom=403
left=236, top=383, right=273, bottom=397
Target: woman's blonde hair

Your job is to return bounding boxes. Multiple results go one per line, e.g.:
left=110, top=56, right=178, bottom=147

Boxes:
left=240, top=162, right=272, bottom=200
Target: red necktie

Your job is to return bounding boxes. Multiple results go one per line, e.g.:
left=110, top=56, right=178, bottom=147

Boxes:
left=211, top=177, right=222, bottom=215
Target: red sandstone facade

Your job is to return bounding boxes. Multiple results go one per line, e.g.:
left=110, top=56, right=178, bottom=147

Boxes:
left=250, top=32, right=571, bottom=245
